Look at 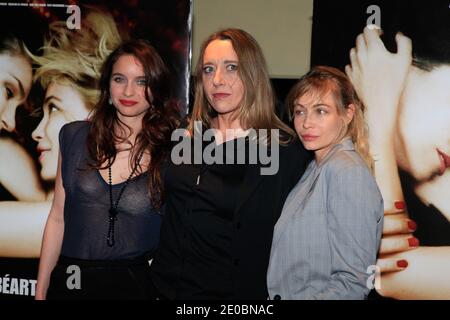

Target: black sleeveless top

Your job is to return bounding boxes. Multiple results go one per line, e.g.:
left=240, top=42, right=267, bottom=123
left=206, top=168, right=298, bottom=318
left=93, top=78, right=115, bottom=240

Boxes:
left=58, top=121, right=162, bottom=260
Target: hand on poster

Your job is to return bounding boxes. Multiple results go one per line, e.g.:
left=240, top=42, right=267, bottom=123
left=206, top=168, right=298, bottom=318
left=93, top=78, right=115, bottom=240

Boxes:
left=376, top=211, right=418, bottom=272
left=345, top=26, right=412, bottom=141
left=346, top=26, right=419, bottom=276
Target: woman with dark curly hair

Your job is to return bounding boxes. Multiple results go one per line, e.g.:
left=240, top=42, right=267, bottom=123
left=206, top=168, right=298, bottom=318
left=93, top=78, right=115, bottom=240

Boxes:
left=36, top=39, right=179, bottom=300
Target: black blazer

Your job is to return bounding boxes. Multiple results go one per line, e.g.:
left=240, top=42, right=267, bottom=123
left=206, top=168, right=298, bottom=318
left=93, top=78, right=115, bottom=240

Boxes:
left=150, top=138, right=311, bottom=299
left=230, top=139, right=310, bottom=298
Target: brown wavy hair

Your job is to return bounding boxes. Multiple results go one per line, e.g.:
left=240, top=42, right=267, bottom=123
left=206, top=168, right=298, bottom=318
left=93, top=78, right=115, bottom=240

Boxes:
left=286, top=66, right=374, bottom=172
left=188, top=28, right=295, bottom=144
left=87, top=39, right=180, bottom=209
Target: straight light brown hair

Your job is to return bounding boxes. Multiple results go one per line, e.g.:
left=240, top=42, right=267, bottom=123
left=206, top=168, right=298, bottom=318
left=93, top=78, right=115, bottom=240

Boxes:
left=286, top=66, right=374, bottom=171
left=189, top=28, right=295, bottom=144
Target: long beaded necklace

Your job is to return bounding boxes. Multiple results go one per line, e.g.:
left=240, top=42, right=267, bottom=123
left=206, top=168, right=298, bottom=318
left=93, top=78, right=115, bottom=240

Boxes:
left=106, top=151, right=144, bottom=247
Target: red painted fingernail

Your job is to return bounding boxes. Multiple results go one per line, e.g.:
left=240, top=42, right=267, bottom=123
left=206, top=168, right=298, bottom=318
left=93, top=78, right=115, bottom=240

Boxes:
left=408, top=237, right=419, bottom=247
left=407, top=220, right=417, bottom=231
left=395, top=201, right=406, bottom=210
left=397, top=260, right=408, bottom=268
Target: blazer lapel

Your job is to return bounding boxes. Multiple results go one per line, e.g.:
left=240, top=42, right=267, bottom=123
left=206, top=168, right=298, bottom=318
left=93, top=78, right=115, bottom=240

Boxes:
left=271, top=161, right=321, bottom=247
left=271, top=138, right=354, bottom=248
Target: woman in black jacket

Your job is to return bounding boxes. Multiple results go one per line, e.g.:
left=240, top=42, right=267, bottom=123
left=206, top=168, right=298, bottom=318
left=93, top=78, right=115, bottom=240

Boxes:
left=150, top=28, right=311, bottom=299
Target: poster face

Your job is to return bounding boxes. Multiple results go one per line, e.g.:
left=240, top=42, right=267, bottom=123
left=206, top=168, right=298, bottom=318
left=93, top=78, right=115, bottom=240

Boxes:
left=0, top=0, right=191, bottom=299
left=312, top=0, right=450, bottom=299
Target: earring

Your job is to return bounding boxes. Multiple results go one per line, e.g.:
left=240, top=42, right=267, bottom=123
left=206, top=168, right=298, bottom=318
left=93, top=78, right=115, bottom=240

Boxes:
left=108, top=97, right=112, bottom=105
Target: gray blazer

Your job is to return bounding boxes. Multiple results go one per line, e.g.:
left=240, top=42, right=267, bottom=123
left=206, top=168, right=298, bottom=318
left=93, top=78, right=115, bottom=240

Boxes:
left=267, top=138, right=383, bottom=300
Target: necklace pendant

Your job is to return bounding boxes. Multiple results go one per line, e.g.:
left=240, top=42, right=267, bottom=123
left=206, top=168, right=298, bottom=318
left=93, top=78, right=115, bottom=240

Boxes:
left=109, top=207, right=118, bottom=218
left=107, top=236, right=115, bottom=247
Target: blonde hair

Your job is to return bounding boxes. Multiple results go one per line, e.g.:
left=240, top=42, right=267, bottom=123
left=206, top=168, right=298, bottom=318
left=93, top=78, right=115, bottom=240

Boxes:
left=30, top=9, right=121, bottom=111
left=189, top=28, right=295, bottom=144
left=286, top=66, right=374, bottom=171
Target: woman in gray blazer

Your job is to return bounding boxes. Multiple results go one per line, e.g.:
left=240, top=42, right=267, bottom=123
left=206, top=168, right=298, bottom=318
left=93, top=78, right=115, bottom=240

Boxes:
left=267, top=66, right=383, bottom=300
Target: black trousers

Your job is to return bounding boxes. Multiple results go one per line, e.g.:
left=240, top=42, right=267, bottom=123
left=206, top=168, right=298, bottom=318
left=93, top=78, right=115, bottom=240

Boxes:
left=47, top=255, right=157, bottom=300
